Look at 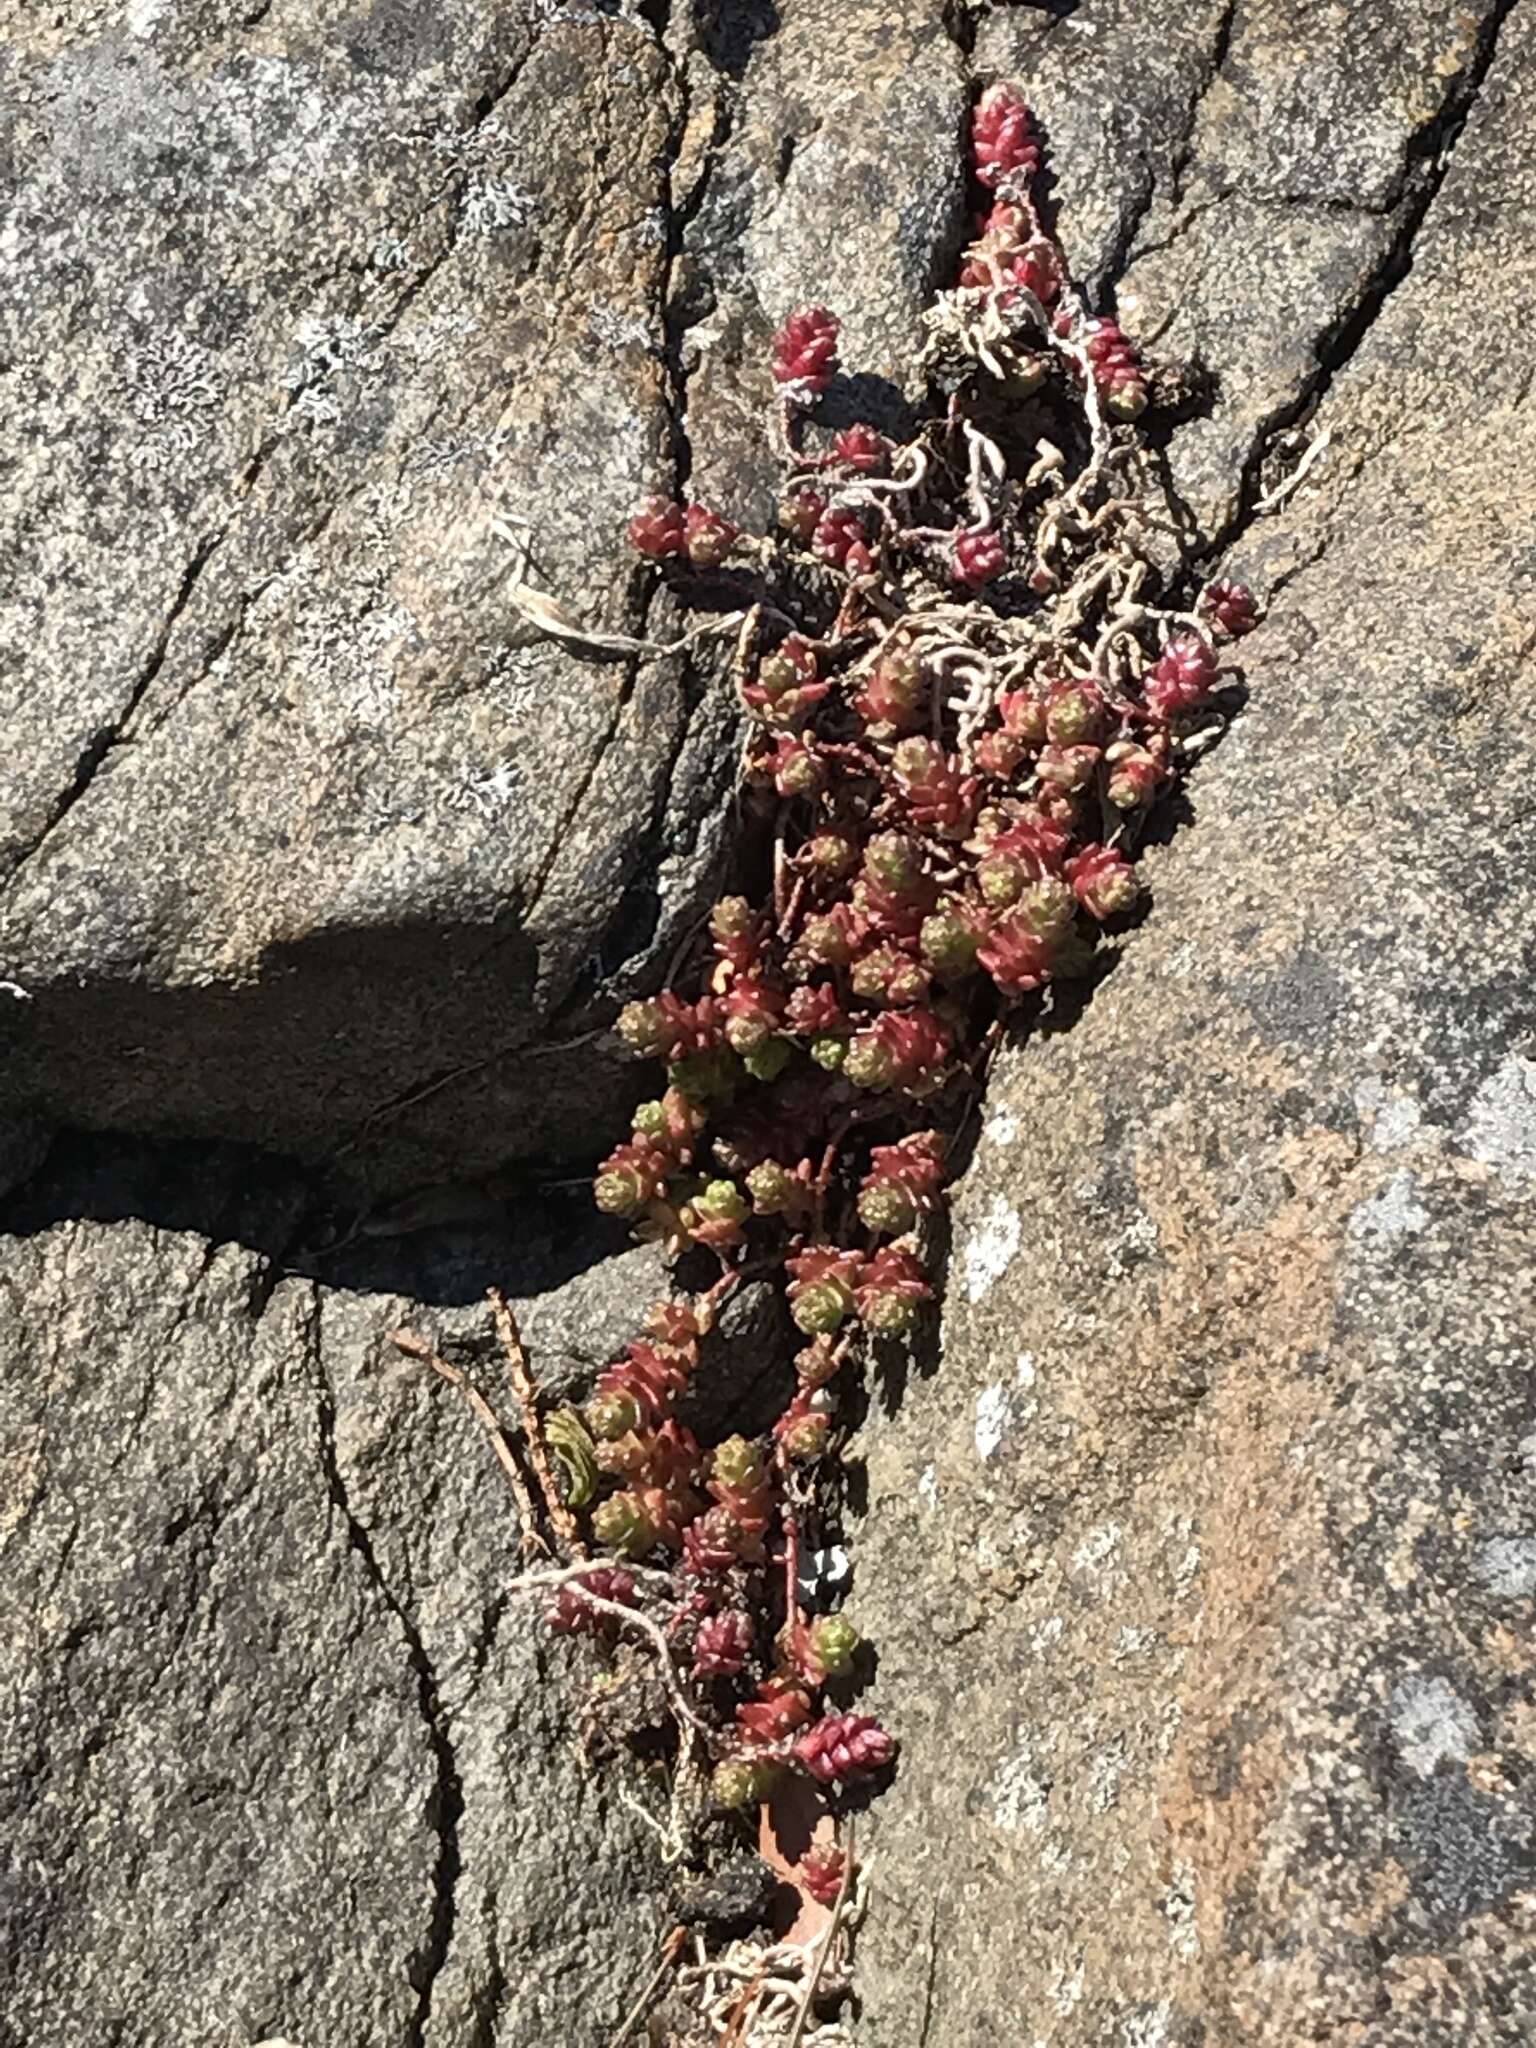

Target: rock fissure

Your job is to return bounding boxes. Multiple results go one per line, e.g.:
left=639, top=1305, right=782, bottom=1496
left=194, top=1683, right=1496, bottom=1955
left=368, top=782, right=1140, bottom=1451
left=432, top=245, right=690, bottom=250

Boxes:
left=304, top=1289, right=463, bottom=2047
left=4, top=528, right=224, bottom=885
left=1166, top=0, right=1239, bottom=215
left=1199, top=0, right=1524, bottom=569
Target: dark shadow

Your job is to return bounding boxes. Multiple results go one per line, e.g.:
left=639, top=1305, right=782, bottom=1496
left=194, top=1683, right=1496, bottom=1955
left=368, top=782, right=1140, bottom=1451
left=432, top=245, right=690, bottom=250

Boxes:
left=817, top=373, right=922, bottom=446
left=0, top=1130, right=310, bottom=1266
left=0, top=910, right=652, bottom=1211
left=0, top=1124, right=637, bottom=1311
left=693, top=0, right=780, bottom=79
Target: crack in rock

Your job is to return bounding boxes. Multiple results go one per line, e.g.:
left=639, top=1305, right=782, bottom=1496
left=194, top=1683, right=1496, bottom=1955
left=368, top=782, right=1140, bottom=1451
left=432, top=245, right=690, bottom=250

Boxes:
left=302, top=1288, right=462, bottom=2046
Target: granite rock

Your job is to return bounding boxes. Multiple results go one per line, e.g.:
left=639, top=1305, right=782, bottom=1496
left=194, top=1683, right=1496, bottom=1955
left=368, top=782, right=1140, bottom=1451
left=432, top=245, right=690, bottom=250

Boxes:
left=850, top=3, right=1536, bottom=2039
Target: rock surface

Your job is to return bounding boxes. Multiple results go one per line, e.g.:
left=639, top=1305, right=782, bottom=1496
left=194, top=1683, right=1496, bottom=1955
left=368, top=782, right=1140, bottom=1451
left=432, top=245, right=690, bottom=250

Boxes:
left=0, top=1141, right=679, bottom=2048
left=850, top=1, right=1536, bottom=2041
left=3, top=0, right=1536, bottom=2044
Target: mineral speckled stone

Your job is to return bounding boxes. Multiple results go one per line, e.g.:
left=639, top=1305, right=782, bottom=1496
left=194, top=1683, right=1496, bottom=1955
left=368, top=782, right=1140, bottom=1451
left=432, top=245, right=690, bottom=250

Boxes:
left=848, top=3, right=1536, bottom=2039
left=4, top=0, right=1536, bottom=2042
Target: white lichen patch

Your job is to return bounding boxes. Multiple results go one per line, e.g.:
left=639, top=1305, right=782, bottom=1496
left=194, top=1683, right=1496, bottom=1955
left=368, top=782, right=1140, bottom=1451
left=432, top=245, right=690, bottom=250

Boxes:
left=974, top=1383, right=1010, bottom=1460
left=1347, top=1169, right=1429, bottom=1248
left=588, top=302, right=655, bottom=351
left=123, top=329, right=227, bottom=473
left=973, top=1355, right=1039, bottom=1461
left=989, top=1735, right=1051, bottom=1834
left=1073, top=1522, right=1122, bottom=1572
left=1050, top=1955, right=1086, bottom=2015
left=1390, top=1673, right=1479, bottom=1775
left=1353, top=1075, right=1425, bottom=1151
left=1121, top=2002, right=1173, bottom=2048
left=984, top=1107, right=1019, bottom=1147
left=963, top=1195, right=1021, bottom=1302
left=1088, top=1734, right=1127, bottom=1812
left=917, top=1462, right=939, bottom=1511
left=1464, top=1054, right=1536, bottom=1185
left=1112, top=1624, right=1156, bottom=1664
left=1163, top=1861, right=1199, bottom=1961
left=461, top=176, right=538, bottom=233
left=457, top=762, right=521, bottom=817
left=280, top=314, right=385, bottom=428
left=1028, top=1614, right=1064, bottom=1657
left=1105, top=1207, right=1159, bottom=1277
left=1476, top=1535, right=1536, bottom=1599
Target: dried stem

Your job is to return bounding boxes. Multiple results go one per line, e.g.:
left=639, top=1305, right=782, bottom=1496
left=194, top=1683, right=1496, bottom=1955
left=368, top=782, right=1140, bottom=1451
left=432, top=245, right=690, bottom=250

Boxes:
left=606, top=1924, right=688, bottom=2048
left=487, top=1287, right=586, bottom=1559
left=391, top=1328, right=548, bottom=1556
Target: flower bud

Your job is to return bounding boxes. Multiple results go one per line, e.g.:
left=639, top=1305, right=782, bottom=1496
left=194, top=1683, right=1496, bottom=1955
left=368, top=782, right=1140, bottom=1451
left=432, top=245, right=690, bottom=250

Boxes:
left=684, top=502, right=738, bottom=568
left=586, top=1388, right=644, bottom=1442
left=789, top=1283, right=849, bottom=1337
left=975, top=728, right=1026, bottom=779
left=742, top=1036, right=793, bottom=1082
left=780, top=1411, right=832, bottom=1461
left=800, top=906, right=858, bottom=967
left=617, top=999, right=679, bottom=1058
left=627, top=495, right=686, bottom=558
left=712, top=1435, right=766, bottom=1492
left=592, top=1489, right=658, bottom=1558
left=804, top=832, right=858, bottom=879
left=1066, top=843, right=1140, bottom=920
left=1105, top=745, right=1161, bottom=810
left=864, top=831, right=923, bottom=895
left=978, top=851, right=1026, bottom=907
left=593, top=1143, right=665, bottom=1217
left=756, top=635, right=818, bottom=702
left=668, top=1047, right=741, bottom=1106
left=1015, top=876, right=1076, bottom=937
left=854, top=646, right=925, bottom=735
left=1035, top=742, right=1100, bottom=791
left=810, top=1033, right=848, bottom=1072
left=780, top=486, right=827, bottom=541
left=857, top=1246, right=930, bottom=1334
left=711, top=895, right=754, bottom=944
left=920, top=906, right=981, bottom=978
left=999, top=688, right=1048, bottom=745
left=693, top=1179, right=749, bottom=1228
left=711, top=1756, right=777, bottom=1809
left=786, top=1247, right=864, bottom=1336
left=850, top=944, right=929, bottom=1007
left=769, top=735, right=824, bottom=799
left=1044, top=681, right=1105, bottom=745
left=746, top=1160, right=802, bottom=1216
left=809, top=1614, right=861, bottom=1678
left=857, top=1180, right=918, bottom=1235
left=795, top=1337, right=841, bottom=1388
left=594, top=1429, right=652, bottom=1480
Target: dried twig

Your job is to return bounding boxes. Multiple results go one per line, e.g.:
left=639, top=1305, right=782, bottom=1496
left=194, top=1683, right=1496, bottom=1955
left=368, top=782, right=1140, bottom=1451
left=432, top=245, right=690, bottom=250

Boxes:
left=390, top=1328, right=547, bottom=1556
left=606, top=1924, right=688, bottom=2048
left=1254, top=426, right=1332, bottom=512
left=487, top=1287, right=586, bottom=1558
